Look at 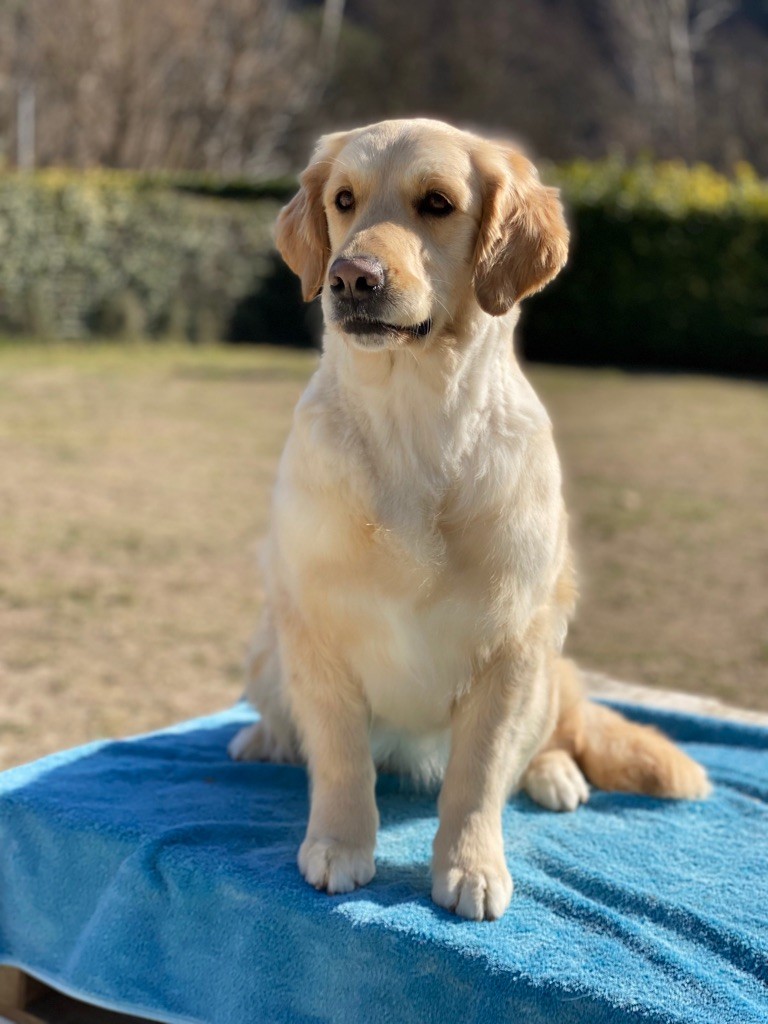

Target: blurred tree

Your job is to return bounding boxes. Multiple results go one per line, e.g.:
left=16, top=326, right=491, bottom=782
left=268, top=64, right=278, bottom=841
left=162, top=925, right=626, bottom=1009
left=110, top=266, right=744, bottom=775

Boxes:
left=0, top=0, right=319, bottom=173
left=601, top=0, right=737, bottom=160
left=323, top=0, right=768, bottom=171
left=0, top=0, right=766, bottom=172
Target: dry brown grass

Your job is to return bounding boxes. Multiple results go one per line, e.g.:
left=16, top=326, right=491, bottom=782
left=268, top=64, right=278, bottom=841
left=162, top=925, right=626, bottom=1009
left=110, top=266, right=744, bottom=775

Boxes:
left=542, top=367, right=768, bottom=711
left=1, top=343, right=765, bottom=769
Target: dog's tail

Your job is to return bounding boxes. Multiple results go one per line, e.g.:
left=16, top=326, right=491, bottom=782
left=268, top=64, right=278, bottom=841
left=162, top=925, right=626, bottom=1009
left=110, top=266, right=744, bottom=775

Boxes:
left=577, top=697, right=711, bottom=799
left=553, top=658, right=711, bottom=800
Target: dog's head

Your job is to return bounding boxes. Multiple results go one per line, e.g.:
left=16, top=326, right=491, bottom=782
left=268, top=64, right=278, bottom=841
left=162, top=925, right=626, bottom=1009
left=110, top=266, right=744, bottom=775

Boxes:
left=275, top=118, right=569, bottom=350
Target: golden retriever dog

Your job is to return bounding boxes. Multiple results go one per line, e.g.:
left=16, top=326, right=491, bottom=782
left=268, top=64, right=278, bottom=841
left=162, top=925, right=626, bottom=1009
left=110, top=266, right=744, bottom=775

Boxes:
left=229, top=118, right=710, bottom=921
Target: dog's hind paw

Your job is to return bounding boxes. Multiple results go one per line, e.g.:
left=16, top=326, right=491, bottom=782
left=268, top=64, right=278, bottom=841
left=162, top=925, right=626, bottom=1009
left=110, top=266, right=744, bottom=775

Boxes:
left=523, top=749, right=590, bottom=812
left=227, top=720, right=299, bottom=764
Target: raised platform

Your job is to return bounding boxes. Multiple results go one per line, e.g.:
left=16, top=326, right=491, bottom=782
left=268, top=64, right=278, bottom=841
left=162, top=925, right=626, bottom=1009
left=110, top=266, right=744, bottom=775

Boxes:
left=585, top=674, right=768, bottom=727
left=1, top=688, right=767, bottom=1024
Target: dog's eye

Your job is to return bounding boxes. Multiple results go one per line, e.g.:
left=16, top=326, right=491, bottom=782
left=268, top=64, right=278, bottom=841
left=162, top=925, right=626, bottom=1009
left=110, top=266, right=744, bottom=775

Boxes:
left=418, top=192, right=454, bottom=217
left=335, top=189, right=355, bottom=212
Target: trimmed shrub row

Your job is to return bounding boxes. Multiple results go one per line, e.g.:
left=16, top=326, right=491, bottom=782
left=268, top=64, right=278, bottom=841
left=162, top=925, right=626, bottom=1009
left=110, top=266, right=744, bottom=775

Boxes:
left=0, top=162, right=766, bottom=372
left=524, top=160, right=768, bottom=374
left=0, top=171, right=312, bottom=345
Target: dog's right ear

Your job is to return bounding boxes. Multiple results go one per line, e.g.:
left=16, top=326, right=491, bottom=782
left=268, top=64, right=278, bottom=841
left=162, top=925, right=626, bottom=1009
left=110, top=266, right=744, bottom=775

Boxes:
left=274, top=132, right=348, bottom=302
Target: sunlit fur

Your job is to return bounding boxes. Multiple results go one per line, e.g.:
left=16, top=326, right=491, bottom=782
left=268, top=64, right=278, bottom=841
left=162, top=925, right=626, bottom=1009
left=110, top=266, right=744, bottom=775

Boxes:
left=230, top=119, right=710, bottom=922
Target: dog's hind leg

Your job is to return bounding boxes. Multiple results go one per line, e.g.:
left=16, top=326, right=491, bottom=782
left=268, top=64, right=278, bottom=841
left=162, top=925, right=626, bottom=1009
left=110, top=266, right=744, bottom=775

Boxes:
left=228, top=607, right=302, bottom=764
left=522, top=659, right=590, bottom=811
left=522, top=657, right=710, bottom=809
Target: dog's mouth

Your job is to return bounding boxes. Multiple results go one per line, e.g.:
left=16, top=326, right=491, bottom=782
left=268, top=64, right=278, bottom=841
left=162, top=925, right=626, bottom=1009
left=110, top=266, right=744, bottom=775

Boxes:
left=336, top=316, right=432, bottom=340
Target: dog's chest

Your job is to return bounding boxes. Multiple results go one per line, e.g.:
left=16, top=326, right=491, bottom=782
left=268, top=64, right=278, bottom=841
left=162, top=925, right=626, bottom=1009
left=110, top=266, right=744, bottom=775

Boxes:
left=275, top=363, right=557, bottom=733
left=347, top=524, right=483, bottom=730
left=282, top=475, right=501, bottom=731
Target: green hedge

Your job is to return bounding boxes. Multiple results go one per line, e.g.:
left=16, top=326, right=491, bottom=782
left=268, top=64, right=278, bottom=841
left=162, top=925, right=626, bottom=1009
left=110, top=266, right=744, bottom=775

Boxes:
left=0, top=170, right=302, bottom=343
left=524, top=160, right=768, bottom=374
left=1, top=163, right=766, bottom=372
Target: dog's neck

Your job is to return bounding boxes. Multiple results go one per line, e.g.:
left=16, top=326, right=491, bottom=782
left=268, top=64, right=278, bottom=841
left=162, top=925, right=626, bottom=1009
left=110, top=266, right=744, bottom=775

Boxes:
left=319, top=306, right=550, bottom=484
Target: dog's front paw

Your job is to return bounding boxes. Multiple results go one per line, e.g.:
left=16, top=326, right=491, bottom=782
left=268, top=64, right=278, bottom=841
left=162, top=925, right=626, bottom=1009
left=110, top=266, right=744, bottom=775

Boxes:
left=523, top=749, right=589, bottom=812
left=432, top=859, right=513, bottom=921
left=298, top=835, right=376, bottom=895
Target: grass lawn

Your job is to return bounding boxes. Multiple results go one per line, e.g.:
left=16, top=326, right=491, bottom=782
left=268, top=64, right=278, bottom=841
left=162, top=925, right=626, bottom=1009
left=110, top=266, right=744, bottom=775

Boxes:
left=1, top=342, right=766, bottom=769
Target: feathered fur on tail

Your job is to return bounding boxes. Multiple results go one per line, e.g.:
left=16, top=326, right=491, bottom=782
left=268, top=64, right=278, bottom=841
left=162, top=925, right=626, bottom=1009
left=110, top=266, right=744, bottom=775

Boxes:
left=578, top=699, right=711, bottom=798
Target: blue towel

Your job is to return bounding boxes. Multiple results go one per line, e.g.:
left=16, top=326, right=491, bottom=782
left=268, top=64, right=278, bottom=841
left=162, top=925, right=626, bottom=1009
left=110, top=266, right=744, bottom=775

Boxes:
left=0, top=703, right=766, bottom=1024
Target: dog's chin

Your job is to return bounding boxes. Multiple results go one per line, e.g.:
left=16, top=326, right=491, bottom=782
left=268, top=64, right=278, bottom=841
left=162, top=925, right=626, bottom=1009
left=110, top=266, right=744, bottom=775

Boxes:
left=334, top=316, right=433, bottom=350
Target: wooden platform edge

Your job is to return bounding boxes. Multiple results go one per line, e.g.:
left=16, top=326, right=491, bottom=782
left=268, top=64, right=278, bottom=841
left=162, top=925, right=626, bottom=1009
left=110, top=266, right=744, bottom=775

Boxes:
left=0, top=966, right=48, bottom=1023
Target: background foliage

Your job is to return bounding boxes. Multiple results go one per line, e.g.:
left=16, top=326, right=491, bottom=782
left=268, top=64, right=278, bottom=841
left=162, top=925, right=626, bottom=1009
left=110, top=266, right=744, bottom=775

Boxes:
left=528, top=160, right=768, bottom=373
left=1, top=0, right=766, bottom=371
left=2, top=162, right=765, bottom=372
left=0, top=172, right=294, bottom=344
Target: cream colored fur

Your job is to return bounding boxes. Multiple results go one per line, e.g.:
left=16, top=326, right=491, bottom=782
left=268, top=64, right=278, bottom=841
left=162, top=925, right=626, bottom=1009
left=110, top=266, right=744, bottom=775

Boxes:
left=229, top=119, right=710, bottom=921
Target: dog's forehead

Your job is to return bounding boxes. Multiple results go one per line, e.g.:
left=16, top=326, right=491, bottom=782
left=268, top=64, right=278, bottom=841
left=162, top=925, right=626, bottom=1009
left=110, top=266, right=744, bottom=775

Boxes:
left=338, top=120, right=474, bottom=185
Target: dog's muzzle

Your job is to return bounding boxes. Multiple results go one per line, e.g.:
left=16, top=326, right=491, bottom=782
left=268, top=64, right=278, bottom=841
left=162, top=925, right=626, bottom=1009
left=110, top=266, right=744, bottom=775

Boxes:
left=328, top=254, right=431, bottom=341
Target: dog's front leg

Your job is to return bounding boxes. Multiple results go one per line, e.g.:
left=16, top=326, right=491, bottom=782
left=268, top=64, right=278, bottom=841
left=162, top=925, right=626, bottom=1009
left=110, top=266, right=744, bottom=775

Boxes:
left=283, top=624, right=379, bottom=895
left=432, top=635, right=554, bottom=921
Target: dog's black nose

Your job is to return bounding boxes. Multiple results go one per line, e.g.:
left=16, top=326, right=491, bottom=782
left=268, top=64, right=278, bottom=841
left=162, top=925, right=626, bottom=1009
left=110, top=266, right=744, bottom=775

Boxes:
left=329, top=256, right=385, bottom=298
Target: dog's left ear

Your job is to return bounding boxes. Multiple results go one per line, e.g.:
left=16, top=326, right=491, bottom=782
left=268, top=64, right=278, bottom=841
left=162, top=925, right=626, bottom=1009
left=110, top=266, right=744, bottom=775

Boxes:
left=472, top=144, right=569, bottom=316
left=274, top=132, right=349, bottom=301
